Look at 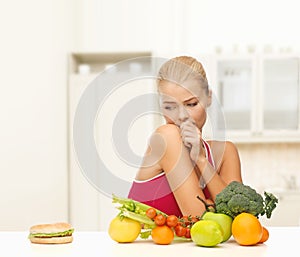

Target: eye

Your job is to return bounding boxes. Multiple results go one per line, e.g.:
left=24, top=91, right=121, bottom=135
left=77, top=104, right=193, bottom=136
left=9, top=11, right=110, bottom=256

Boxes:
left=186, top=102, right=198, bottom=107
left=164, top=105, right=176, bottom=110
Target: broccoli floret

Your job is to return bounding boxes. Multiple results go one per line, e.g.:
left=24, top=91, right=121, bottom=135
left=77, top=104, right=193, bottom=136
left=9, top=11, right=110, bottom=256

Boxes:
left=215, top=181, right=278, bottom=219
left=227, top=194, right=264, bottom=216
left=264, top=191, right=279, bottom=218
left=214, top=202, right=235, bottom=218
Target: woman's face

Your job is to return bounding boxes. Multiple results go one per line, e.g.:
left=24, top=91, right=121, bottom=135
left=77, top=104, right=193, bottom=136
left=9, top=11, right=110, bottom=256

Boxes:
left=158, top=79, right=211, bottom=130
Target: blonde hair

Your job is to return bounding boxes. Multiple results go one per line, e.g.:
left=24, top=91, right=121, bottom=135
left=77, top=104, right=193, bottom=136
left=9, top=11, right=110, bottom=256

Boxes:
left=157, top=56, right=209, bottom=94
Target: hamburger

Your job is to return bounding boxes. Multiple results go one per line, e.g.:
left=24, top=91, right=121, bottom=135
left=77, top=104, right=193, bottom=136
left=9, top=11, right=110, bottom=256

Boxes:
left=28, top=222, right=74, bottom=244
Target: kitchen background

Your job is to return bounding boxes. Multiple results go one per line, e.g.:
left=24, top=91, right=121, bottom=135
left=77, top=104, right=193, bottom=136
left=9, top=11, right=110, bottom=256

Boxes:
left=0, top=0, right=300, bottom=231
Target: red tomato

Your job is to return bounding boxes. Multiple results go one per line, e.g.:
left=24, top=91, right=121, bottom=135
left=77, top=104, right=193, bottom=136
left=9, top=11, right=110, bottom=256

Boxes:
left=154, top=214, right=166, bottom=226
left=146, top=208, right=157, bottom=219
left=190, top=216, right=199, bottom=225
left=166, top=215, right=178, bottom=228
left=175, top=225, right=187, bottom=237
left=185, top=227, right=191, bottom=238
left=181, top=215, right=190, bottom=226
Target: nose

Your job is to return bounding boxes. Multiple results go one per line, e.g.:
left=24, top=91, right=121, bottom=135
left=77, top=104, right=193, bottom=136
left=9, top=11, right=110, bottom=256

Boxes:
left=178, top=106, right=189, bottom=123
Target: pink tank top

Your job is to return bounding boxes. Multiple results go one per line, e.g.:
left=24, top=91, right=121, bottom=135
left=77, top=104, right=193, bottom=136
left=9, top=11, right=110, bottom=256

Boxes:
left=127, top=140, right=215, bottom=217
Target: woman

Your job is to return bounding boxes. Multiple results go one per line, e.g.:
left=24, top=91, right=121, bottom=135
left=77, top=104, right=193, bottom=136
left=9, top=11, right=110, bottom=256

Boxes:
left=128, top=56, right=242, bottom=217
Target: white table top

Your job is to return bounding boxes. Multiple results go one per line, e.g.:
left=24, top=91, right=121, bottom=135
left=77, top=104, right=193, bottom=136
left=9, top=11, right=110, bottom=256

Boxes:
left=1, top=227, right=298, bottom=257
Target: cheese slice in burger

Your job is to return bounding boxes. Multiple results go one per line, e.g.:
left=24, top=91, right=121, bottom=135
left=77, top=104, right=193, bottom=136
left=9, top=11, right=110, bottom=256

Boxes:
left=28, top=222, right=74, bottom=244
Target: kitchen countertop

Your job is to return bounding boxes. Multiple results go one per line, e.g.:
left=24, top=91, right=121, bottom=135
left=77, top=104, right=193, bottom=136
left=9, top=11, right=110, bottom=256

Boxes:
left=1, top=227, right=298, bottom=257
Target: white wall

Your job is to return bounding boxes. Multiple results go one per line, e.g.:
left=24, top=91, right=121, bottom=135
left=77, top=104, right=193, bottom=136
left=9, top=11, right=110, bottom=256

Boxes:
left=0, top=0, right=73, bottom=230
left=237, top=143, right=300, bottom=192
left=72, top=0, right=188, bottom=53
left=74, top=0, right=300, bottom=54
left=183, top=0, right=300, bottom=54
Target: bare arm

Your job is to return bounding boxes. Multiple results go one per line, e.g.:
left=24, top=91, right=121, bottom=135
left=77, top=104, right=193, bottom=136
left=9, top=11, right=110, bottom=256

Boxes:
left=196, top=141, right=242, bottom=200
left=135, top=124, right=242, bottom=217
left=156, top=124, right=208, bottom=216
left=179, top=119, right=242, bottom=200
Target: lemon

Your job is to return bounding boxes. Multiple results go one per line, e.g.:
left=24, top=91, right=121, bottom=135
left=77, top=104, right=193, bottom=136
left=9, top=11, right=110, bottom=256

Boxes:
left=108, top=216, right=141, bottom=243
left=190, top=220, right=223, bottom=247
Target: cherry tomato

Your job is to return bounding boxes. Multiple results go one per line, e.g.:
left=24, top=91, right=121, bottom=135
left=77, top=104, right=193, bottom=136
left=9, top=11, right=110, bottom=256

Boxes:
left=185, top=227, right=191, bottom=238
left=154, top=214, right=166, bottom=226
left=166, top=215, right=178, bottom=228
left=146, top=208, right=157, bottom=219
left=175, top=225, right=187, bottom=237
left=190, top=216, right=199, bottom=225
left=181, top=216, right=191, bottom=226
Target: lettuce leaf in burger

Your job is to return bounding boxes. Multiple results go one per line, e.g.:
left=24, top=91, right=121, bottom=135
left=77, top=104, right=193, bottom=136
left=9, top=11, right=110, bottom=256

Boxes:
left=28, top=222, right=74, bottom=244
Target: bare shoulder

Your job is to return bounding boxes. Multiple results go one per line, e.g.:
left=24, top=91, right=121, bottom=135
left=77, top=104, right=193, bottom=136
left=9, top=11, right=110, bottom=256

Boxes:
left=222, top=141, right=239, bottom=155
left=145, top=124, right=182, bottom=153
left=206, top=140, right=240, bottom=171
left=207, top=140, right=239, bottom=156
left=155, top=124, right=181, bottom=136
left=151, top=124, right=182, bottom=145
left=135, top=124, right=182, bottom=180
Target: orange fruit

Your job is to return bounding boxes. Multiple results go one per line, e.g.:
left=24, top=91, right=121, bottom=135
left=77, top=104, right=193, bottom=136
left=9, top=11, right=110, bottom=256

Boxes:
left=258, top=226, right=269, bottom=243
left=231, top=213, right=263, bottom=246
left=151, top=225, right=174, bottom=245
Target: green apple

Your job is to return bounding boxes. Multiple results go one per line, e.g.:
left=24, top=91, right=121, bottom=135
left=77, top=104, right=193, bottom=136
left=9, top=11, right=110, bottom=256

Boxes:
left=190, top=220, right=223, bottom=247
left=201, top=211, right=233, bottom=242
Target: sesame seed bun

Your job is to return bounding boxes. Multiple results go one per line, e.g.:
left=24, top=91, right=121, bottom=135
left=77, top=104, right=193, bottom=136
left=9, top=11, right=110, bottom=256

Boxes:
left=30, top=222, right=72, bottom=234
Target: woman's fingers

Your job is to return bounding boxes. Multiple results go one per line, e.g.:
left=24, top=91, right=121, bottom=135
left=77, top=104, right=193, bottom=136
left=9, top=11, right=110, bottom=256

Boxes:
left=179, top=120, right=206, bottom=163
left=180, top=121, right=201, bottom=145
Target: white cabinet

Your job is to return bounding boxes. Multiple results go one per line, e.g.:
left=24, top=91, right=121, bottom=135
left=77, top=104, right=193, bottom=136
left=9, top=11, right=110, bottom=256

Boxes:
left=212, top=54, right=300, bottom=143
left=214, top=57, right=255, bottom=131
left=262, top=57, right=299, bottom=130
left=68, top=52, right=157, bottom=230
left=68, top=72, right=101, bottom=230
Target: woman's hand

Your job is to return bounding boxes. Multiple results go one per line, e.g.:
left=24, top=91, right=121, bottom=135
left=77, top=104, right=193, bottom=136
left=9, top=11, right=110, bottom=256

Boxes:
left=180, top=119, right=206, bottom=163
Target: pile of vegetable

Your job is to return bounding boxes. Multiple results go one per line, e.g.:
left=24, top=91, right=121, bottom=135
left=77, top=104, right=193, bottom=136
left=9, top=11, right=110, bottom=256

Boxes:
left=111, top=194, right=197, bottom=241
left=214, top=181, right=278, bottom=219
left=109, top=181, right=278, bottom=246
